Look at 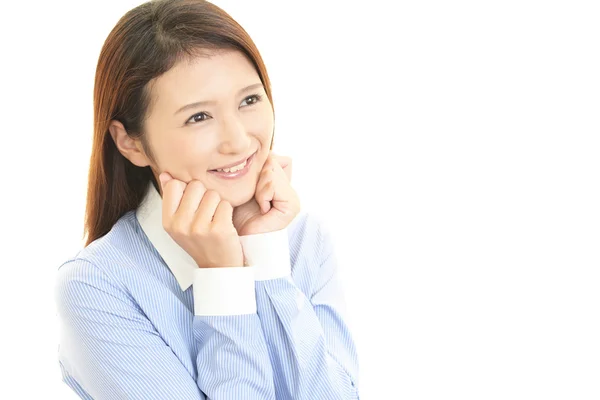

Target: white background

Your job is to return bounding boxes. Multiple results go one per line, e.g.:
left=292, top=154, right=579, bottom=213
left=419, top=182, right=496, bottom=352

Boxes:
left=1, top=0, right=599, bottom=399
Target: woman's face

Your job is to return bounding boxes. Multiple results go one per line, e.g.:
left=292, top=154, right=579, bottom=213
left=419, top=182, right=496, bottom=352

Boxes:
left=125, top=50, right=274, bottom=207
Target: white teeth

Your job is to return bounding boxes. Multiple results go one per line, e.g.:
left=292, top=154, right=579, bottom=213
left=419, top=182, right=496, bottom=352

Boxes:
left=215, top=159, right=247, bottom=173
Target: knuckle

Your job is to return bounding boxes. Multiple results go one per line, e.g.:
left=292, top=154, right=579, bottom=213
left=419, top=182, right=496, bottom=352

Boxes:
left=261, top=169, right=274, bottom=179
left=210, top=226, right=230, bottom=239
left=190, top=223, right=208, bottom=238
left=203, top=190, right=220, bottom=202
left=264, top=180, right=275, bottom=190
left=170, top=219, right=188, bottom=235
left=187, top=180, right=205, bottom=191
left=172, top=180, right=187, bottom=192
left=219, top=200, right=233, bottom=210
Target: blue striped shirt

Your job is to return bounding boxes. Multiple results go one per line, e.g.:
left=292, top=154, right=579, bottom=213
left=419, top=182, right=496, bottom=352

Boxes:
left=55, top=183, right=360, bottom=399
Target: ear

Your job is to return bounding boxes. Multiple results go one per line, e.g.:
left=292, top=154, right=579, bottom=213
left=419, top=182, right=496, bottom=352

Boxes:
left=108, top=120, right=151, bottom=167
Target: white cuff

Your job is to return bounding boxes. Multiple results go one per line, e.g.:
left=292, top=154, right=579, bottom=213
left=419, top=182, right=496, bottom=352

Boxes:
left=193, top=266, right=256, bottom=316
left=239, top=228, right=291, bottom=281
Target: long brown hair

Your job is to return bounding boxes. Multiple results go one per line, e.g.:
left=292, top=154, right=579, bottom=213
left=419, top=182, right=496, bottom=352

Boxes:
left=84, top=0, right=274, bottom=246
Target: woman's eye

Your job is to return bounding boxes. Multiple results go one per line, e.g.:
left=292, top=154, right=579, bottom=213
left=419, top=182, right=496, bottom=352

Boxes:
left=186, top=112, right=211, bottom=125
left=240, top=94, right=262, bottom=107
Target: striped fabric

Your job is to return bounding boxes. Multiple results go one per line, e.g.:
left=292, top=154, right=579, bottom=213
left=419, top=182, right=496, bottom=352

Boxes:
left=55, top=207, right=360, bottom=399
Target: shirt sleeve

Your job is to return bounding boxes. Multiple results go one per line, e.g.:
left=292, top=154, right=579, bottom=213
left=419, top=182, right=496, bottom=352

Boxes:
left=239, top=219, right=360, bottom=399
left=192, top=266, right=276, bottom=399
left=55, top=259, right=276, bottom=400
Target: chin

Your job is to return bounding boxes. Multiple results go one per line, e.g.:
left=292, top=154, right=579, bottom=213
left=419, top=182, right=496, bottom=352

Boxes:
left=223, top=189, right=255, bottom=208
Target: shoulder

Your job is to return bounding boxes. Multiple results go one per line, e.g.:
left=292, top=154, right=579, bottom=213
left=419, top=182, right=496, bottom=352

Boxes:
left=288, top=210, right=335, bottom=258
left=80, top=211, right=144, bottom=263
left=55, top=212, right=141, bottom=306
left=65, top=211, right=147, bottom=269
left=54, top=256, right=134, bottom=321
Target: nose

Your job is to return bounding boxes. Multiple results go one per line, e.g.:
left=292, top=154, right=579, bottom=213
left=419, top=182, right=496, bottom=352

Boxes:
left=217, top=114, right=252, bottom=155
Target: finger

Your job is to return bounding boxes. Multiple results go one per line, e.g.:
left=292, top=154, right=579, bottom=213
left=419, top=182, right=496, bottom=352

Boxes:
left=212, top=200, right=234, bottom=229
left=271, top=159, right=289, bottom=182
left=270, top=153, right=292, bottom=181
left=160, top=172, right=186, bottom=222
left=256, top=184, right=275, bottom=214
left=269, top=168, right=294, bottom=202
left=270, top=153, right=290, bottom=168
left=256, top=168, right=276, bottom=214
left=176, top=180, right=206, bottom=220
left=158, top=171, right=173, bottom=188
left=193, top=190, right=222, bottom=227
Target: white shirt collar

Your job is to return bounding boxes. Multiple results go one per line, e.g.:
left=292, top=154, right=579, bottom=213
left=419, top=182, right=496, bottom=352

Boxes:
left=135, top=181, right=198, bottom=292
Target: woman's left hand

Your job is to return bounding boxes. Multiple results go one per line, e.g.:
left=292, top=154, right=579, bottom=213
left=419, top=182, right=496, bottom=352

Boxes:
left=233, top=152, right=300, bottom=236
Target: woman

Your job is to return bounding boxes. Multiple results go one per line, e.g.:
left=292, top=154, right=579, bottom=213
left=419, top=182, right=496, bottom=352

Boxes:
left=55, top=0, right=360, bottom=399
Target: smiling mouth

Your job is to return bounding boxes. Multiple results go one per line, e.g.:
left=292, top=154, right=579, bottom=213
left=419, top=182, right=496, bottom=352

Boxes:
left=207, top=152, right=257, bottom=179
left=209, top=152, right=256, bottom=173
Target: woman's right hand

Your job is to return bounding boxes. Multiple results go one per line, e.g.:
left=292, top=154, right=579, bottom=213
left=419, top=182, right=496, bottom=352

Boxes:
left=158, top=172, right=244, bottom=268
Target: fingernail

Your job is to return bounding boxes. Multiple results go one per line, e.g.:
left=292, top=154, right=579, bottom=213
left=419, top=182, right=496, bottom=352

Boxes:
left=158, top=173, right=167, bottom=187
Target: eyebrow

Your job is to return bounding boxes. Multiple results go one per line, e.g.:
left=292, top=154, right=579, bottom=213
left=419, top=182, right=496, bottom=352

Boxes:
left=174, top=82, right=264, bottom=115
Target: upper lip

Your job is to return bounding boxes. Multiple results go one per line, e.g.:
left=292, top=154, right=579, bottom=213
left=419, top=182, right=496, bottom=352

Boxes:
left=210, top=152, right=255, bottom=170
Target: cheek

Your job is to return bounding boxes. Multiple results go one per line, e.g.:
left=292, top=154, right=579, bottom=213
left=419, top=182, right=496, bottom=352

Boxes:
left=246, top=106, right=274, bottom=141
left=180, top=142, right=213, bottom=169
left=155, top=132, right=213, bottom=171
left=249, top=114, right=274, bottom=163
